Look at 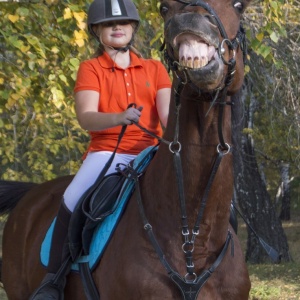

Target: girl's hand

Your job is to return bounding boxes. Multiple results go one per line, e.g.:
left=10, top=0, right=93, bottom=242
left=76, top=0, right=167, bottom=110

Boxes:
left=119, top=106, right=143, bottom=125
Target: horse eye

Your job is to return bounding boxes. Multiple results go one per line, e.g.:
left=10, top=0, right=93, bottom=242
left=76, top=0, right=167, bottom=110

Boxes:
left=160, top=4, right=169, bottom=17
left=233, top=1, right=244, bottom=13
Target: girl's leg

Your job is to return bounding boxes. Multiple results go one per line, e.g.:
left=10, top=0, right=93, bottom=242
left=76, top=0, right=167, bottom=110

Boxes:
left=30, top=151, right=136, bottom=299
left=63, top=151, right=136, bottom=212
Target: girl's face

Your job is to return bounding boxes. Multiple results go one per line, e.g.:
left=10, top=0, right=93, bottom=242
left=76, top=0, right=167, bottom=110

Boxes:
left=95, top=20, right=135, bottom=49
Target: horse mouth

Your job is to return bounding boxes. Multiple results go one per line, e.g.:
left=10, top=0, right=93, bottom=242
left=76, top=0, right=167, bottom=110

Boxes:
left=174, top=33, right=219, bottom=70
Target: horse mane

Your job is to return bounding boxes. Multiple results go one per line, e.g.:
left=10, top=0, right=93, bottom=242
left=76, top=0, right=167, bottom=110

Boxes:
left=231, top=86, right=246, bottom=150
left=0, top=180, right=37, bottom=215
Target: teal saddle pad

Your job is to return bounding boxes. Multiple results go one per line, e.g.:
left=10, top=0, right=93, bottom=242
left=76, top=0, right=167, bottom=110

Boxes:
left=40, top=145, right=157, bottom=271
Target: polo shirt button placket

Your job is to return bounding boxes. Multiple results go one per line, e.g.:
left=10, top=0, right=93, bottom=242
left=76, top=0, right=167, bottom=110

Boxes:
left=124, top=72, right=133, bottom=102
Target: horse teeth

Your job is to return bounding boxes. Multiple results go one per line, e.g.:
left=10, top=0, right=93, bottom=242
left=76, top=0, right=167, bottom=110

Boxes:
left=200, top=57, right=208, bottom=68
left=179, top=55, right=209, bottom=69
left=178, top=38, right=214, bottom=69
left=179, top=56, right=210, bottom=69
left=187, top=57, right=193, bottom=68
left=194, top=57, right=200, bottom=68
left=180, top=57, right=186, bottom=67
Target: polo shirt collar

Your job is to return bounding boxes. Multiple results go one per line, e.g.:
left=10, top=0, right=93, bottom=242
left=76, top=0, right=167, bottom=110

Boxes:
left=97, top=51, right=142, bottom=69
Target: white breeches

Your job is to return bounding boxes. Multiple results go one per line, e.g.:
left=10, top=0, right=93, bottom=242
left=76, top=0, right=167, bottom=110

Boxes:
left=63, top=151, right=137, bottom=212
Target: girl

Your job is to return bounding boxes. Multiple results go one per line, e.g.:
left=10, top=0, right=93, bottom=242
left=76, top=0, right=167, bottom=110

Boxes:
left=30, top=0, right=171, bottom=299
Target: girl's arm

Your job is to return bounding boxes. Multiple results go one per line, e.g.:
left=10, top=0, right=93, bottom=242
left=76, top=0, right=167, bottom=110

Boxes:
left=75, top=90, right=142, bottom=131
left=156, top=88, right=171, bottom=128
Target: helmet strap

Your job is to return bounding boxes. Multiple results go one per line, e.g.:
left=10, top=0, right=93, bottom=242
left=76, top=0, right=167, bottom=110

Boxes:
left=112, top=40, right=132, bottom=52
left=99, top=34, right=135, bottom=53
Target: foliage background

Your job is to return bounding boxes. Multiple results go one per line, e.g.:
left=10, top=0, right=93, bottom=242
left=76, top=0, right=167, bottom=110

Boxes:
left=244, top=0, right=300, bottom=206
left=0, top=0, right=299, bottom=298
left=0, top=0, right=299, bottom=227
left=0, top=0, right=167, bottom=182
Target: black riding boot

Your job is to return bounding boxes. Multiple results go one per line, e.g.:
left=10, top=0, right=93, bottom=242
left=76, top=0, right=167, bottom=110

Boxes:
left=29, top=202, right=72, bottom=300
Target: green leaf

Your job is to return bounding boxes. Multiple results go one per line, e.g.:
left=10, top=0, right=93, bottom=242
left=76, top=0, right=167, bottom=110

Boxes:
left=16, top=7, right=30, bottom=17
left=270, top=31, right=279, bottom=43
left=59, top=74, right=68, bottom=85
left=70, top=57, right=80, bottom=68
left=8, top=36, right=24, bottom=49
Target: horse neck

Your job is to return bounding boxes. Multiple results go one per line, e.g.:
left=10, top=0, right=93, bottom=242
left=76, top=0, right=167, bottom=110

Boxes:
left=144, top=85, right=234, bottom=245
left=165, top=85, right=233, bottom=174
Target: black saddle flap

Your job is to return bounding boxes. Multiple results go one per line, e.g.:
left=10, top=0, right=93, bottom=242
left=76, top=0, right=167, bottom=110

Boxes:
left=68, top=172, right=126, bottom=260
left=81, top=171, right=127, bottom=254
left=91, top=172, right=125, bottom=218
left=83, top=172, right=126, bottom=222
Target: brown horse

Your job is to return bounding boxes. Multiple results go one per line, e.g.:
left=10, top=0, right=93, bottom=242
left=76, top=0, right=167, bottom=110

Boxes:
left=0, top=0, right=252, bottom=299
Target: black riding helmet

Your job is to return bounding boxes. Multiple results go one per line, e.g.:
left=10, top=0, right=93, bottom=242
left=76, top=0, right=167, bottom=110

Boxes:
left=87, top=0, right=140, bottom=50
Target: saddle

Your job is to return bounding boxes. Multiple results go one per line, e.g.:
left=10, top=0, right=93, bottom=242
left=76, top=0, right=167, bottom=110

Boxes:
left=69, top=169, right=129, bottom=261
left=40, top=145, right=158, bottom=299
left=40, top=148, right=240, bottom=300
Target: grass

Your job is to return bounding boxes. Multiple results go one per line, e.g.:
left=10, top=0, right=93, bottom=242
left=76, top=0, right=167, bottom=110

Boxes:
left=248, top=263, right=300, bottom=300
left=238, top=218, right=300, bottom=300
left=0, top=217, right=299, bottom=299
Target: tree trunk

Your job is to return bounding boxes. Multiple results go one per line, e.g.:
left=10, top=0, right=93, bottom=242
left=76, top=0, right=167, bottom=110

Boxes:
left=231, top=87, right=292, bottom=263
left=279, top=163, right=291, bottom=221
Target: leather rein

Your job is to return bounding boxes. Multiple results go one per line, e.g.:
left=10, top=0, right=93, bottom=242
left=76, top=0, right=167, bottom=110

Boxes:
left=127, top=1, right=248, bottom=299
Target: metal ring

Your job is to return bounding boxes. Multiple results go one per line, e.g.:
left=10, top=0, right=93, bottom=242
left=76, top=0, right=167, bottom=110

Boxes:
left=182, top=242, right=195, bottom=254
left=184, top=272, right=197, bottom=283
left=217, top=143, right=231, bottom=154
left=173, top=67, right=188, bottom=85
left=169, top=141, right=182, bottom=154
left=219, top=39, right=236, bottom=65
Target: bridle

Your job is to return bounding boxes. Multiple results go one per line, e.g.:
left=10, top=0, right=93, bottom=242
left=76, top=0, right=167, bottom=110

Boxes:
left=163, top=0, right=248, bottom=68
left=161, top=0, right=247, bottom=153
left=125, top=1, right=247, bottom=299
left=163, top=0, right=247, bottom=102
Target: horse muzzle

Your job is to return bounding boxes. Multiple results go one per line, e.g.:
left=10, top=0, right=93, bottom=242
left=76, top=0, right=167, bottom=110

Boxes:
left=165, top=13, right=225, bottom=90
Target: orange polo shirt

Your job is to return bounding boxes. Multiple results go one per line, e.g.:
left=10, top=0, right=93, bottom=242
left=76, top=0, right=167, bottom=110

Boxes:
left=74, top=51, right=171, bottom=155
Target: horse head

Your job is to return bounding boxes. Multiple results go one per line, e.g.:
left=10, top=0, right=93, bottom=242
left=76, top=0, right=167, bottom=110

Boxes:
left=160, top=0, right=251, bottom=94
